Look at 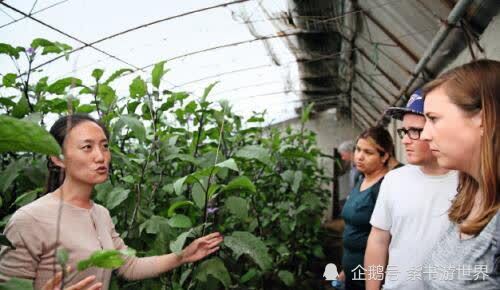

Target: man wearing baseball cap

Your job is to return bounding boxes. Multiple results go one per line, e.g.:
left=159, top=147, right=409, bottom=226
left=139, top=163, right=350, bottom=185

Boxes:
left=364, top=89, right=458, bottom=290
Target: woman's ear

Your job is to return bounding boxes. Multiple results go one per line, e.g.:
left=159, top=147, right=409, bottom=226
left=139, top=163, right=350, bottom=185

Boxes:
left=50, top=155, right=65, bottom=169
left=472, top=109, right=483, bottom=136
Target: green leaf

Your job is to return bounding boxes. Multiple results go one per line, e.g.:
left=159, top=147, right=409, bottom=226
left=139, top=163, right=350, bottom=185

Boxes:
left=201, top=82, right=218, bottom=103
left=167, top=200, right=194, bottom=217
left=97, top=84, right=117, bottom=108
left=173, top=176, right=188, bottom=196
left=152, top=61, right=169, bottom=88
left=2, top=73, right=17, bottom=87
left=193, top=257, right=231, bottom=289
left=0, top=43, right=21, bottom=59
left=170, top=230, right=191, bottom=254
left=0, top=277, right=33, bottom=290
left=0, top=116, right=61, bottom=154
left=92, top=68, right=104, bottom=81
left=292, top=171, right=303, bottom=194
left=0, top=160, right=25, bottom=193
left=234, top=145, right=271, bottom=166
left=76, top=104, right=96, bottom=113
left=225, top=196, right=248, bottom=220
left=77, top=248, right=135, bottom=271
left=119, top=115, right=146, bottom=142
left=103, top=68, right=133, bottom=85
left=224, top=231, right=272, bottom=271
left=56, top=247, right=69, bottom=265
left=34, top=77, right=48, bottom=95
left=103, top=187, right=130, bottom=210
left=139, top=215, right=170, bottom=235
left=12, top=97, right=29, bottom=118
left=215, top=158, right=239, bottom=172
left=47, top=77, right=82, bottom=94
left=129, top=76, right=147, bottom=98
left=241, top=268, right=258, bottom=283
left=278, top=270, right=295, bottom=286
left=31, top=38, right=54, bottom=49
left=168, top=214, right=192, bottom=228
left=192, top=183, right=206, bottom=209
left=164, top=153, right=199, bottom=165
left=0, top=97, right=16, bottom=108
left=0, top=234, right=14, bottom=249
left=221, top=176, right=256, bottom=194
left=12, top=188, right=41, bottom=208
left=301, top=102, right=315, bottom=124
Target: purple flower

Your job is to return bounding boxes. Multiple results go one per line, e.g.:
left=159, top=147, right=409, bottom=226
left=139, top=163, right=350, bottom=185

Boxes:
left=207, top=207, right=219, bottom=214
left=27, top=47, right=34, bottom=55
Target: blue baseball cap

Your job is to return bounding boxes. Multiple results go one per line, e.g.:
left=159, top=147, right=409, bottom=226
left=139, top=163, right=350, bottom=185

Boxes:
left=385, top=89, right=424, bottom=120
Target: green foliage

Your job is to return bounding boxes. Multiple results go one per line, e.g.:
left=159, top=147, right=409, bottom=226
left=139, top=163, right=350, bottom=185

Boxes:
left=224, top=231, right=272, bottom=271
left=77, top=248, right=136, bottom=271
left=193, top=257, right=231, bottom=289
left=0, top=39, right=332, bottom=290
left=0, top=115, right=61, bottom=155
left=0, top=278, right=32, bottom=290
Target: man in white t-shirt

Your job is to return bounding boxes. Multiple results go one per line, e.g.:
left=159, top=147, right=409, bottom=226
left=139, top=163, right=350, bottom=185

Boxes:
left=364, top=89, right=458, bottom=290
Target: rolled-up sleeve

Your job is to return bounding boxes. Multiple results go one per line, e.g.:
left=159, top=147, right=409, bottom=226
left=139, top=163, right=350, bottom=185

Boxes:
left=104, top=211, right=163, bottom=280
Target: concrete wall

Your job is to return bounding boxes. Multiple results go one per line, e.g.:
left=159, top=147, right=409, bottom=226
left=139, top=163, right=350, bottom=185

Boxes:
left=274, top=109, right=362, bottom=220
left=388, top=14, right=500, bottom=162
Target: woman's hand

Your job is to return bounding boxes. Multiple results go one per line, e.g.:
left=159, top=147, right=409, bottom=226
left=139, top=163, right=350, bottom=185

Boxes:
left=180, top=232, right=223, bottom=264
left=42, top=268, right=102, bottom=290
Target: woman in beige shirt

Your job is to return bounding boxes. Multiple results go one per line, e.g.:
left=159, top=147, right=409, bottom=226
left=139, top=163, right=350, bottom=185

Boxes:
left=0, top=114, right=223, bottom=290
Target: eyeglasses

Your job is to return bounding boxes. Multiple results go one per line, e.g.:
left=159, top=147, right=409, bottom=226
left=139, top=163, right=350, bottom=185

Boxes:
left=396, top=127, right=424, bottom=140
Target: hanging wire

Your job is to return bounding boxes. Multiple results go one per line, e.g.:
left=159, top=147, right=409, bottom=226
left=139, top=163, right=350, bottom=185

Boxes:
left=0, top=0, right=71, bottom=30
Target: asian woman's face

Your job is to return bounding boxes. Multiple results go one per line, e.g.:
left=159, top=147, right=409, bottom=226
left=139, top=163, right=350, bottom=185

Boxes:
left=55, top=121, right=111, bottom=186
left=421, top=86, right=482, bottom=173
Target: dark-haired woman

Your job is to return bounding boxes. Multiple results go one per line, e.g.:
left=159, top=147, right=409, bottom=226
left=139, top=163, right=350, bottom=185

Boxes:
left=338, top=126, right=395, bottom=290
left=0, top=114, right=223, bottom=290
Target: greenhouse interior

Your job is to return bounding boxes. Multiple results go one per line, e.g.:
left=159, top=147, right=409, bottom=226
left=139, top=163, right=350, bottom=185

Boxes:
left=0, top=0, right=499, bottom=289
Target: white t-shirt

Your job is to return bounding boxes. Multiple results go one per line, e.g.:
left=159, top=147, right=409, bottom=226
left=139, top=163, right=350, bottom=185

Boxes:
left=370, top=164, right=458, bottom=290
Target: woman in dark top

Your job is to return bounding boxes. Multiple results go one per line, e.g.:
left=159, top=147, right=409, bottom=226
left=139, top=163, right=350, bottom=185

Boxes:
left=339, top=126, right=395, bottom=290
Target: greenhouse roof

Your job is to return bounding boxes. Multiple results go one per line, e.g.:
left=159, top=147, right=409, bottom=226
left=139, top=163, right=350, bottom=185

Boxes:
left=0, top=0, right=498, bottom=126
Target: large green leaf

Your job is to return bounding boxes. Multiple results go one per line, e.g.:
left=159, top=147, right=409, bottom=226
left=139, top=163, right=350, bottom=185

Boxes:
left=0, top=115, right=61, bottom=155
left=193, top=257, right=231, bottom=289
left=169, top=230, right=192, bottom=254
left=292, top=171, right=303, bottom=194
left=119, top=115, right=146, bottom=142
left=225, top=196, right=248, bottom=220
left=129, top=76, right=147, bottom=98
left=0, top=277, right=32, bottom=290
left=152, top=61, right=169, bottom=88
left=164, top=153, right=199, bottom=165
left=103, top=186, right=130, bottom=210
left=47, top=77, right=82, bottom=94
left=168, top=214, right=192, bottom=228
left=224, top=231, right=272, bottom=271
left=215, top=158, right=239, bottom=172
left=200, top=82, right=218, bottom=103
left=0, top=43, right=21, bottom=59
left=234, top=145, right=271, bottom=166
left=221, top=176, right=256, bottom=194
left=0, top=159, right=25, bottom=193
left=278, top=270, right=295, bottom=286
left=167, top=200, right=194, bottom=217
left=139, top=215, right=170, bottom=235
left=12, top=188, right=41, bottom=208
left=77, top=248, right=136, bottom=271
